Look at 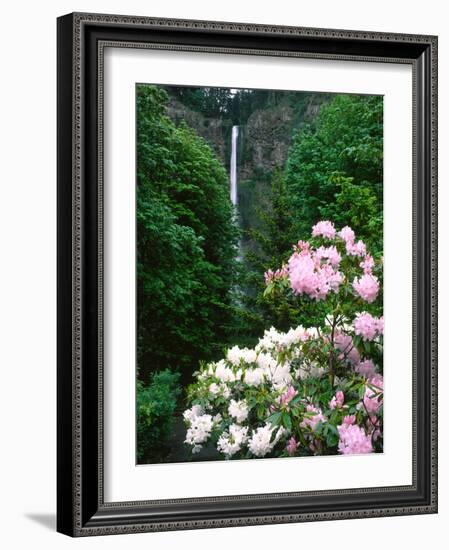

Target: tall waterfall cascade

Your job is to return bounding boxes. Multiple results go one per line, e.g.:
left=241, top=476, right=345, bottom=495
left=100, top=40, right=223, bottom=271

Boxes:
left=229, top=125, right=242, bottom=264
left=230, top=125, right=239, bottom=206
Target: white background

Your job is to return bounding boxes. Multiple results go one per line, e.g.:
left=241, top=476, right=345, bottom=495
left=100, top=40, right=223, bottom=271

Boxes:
left=0, top=0, right=446, bottom=548
left=104, top=49, right=413, bottom=501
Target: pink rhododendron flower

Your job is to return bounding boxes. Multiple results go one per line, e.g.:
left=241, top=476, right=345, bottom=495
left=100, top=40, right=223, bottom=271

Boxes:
left=315, top=263, right=344, bottom=299
left=264, top=270, right=274, bottom=284
left=336, top=390, right=345, bottom=406
left=360, top=254, right=375, bottom=273
left=363, top=374, right=383, bottom=414
left=286, top=437, right=298, bottom=456
left=353, top=312, right=383, bottom=341
left=300, top=404, right=326, bottom=431
left=376, top=316, right=384, bottom=335
left=264, top=265, right=288, bottom=284
left=329, top=390, right=345, bottom=409
left=337, top=424, right=373, bottom=454
left=356, top=359, right=377, bottom=378
left=301, top=329, right=314, bottom=341
left=279, top=385, right=298, bottom=408
left=295, top=240, right=310, bottom=252
left=343, top=414, right=356, bottom=425
left=334, top=333, right=360, bottom=364
left=288, top=250, right=343, bottom=301
left=312, top=220, right=336, bottom=239
left=352, top=273, right=380, bottom=303
left=338, top=225, right=355, bottom=243
left=315, top=245, right=342, bottom=267
left=369, top=373, right=383, bottom=388
left=288, top=252, right=318, bottom=295
left=346, top=239, right=366, bottom=257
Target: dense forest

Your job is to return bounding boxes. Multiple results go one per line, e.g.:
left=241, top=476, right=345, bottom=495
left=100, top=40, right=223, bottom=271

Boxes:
left=136, top=84, right=383, bottom=462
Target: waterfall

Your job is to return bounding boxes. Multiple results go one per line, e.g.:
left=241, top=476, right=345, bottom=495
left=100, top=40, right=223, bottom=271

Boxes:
left=230, top=125, right=239, bottom=206
left=229, top=125, right=242, bottom=265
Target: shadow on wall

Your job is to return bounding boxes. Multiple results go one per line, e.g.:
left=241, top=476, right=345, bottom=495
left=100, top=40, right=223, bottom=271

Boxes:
left=25, top=513, right=56, bottom=531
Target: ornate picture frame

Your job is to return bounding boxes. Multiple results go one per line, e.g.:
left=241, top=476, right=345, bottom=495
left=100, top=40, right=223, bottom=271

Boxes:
left=57, top=12, right=437, bottom=536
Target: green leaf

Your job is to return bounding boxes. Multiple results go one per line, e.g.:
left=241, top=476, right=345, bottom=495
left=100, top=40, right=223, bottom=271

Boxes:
left=282, top=413, right=292, bottom=431
left=267, top=412, right=282, bottom=426
left=358, top=384, right=366, bottom=399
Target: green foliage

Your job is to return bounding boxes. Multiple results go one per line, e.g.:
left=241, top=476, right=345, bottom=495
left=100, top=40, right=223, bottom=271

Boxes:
left=237, top=168, right=272, bottom=235
left=137, top=369, right=182, bottom=462
left=318, top=173, right=383, bottom=256
left=169, top=86, right=324, bottom=127
left=285, top=94, right=383, bottom=255
left=249, top=169, right=295, bottom=257
left=237, top=94, right=383, bottom=333
left=170, top=87, right=234, bottom=117
left=137, top=85, right=239, bottom=383
left=241, top=169, right=297, bottom=331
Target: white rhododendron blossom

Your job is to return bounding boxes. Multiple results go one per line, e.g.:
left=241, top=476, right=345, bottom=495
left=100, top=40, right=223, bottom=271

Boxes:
left=256, top=352, right=277, bottom=371
left=267, top=362, right=293, bottom=390
left=244, top=367, right=265, bottom=387
left=214, top=360, right=236, bottom=382
left=256, top=325, right=311, bottom=352
left=183, top=404, right=204, bottom=423
left=225, top=346, right=242, bottom=366
left=226, top=345, right=257, bottom=366
left=248, top=424, right=286, bottom=457
left=208, top=382, right=231, bottom=398
left=241, top=348, right=258, bottom=364
left=208, top=382, right=220, bottom=395
left=217, top=424, right=249, bottom=457
left=184, top=414, right=214, bottom=447
left=184, top=224, right=383, bottom=460
left=228, top=399, right=249, bottom=423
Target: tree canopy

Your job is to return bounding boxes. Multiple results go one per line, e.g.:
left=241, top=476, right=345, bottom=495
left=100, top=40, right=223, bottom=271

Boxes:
left=285, top=94, right=383, bottom=256
left=137, top=85, right=239, bottom=383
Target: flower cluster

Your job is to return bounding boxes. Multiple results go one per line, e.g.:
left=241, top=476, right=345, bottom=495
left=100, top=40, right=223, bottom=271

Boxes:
left=288, top=244, right=343, bottom=301
left=353, top=312, right=384, bottom=341
left=339, top=225, right=367, bottom=257
left=217, top=424, right=249, bottom=457
left=352, top=274, right=380, bottom=303
left=183, top=406, right=222, bottom=454
left=184, top=327, right=382, bottom=459
left=329, top=390, right=345, bottom=410
left=337, top=423, right=373, bottom=454
left=228, top=399, right=249, bottom=423
left=265, top=221, right=381, bottom=305
left=312, top=220, right=337, bottom=239
left=248, top=424, right=286, bottom=457
left=264, top=265, right=288, bottom=284
left=184, top=222, right=383, bottom=460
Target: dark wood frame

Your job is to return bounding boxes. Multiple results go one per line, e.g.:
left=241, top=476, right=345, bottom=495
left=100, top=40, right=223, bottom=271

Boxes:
left=57, top=12, right=438, bottom=537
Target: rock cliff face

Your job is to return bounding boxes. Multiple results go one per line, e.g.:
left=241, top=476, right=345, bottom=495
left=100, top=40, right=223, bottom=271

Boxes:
left=165, top=91, right=329, bottom=240
left=239, top=104, right=294, bottom=180
left=165, top=92, right=329, bottom=212
left=239, top=94, right=330, bottom=180
left=167, top=93, right=328, bottom=179
left=166, top=96, right=230, bottom=165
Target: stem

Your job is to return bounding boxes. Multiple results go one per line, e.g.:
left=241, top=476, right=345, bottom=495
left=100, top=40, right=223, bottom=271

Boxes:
left=361, top=395, right=381, bottom=445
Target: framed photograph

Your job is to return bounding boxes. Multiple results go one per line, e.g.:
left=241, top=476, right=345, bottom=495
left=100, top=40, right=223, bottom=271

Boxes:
left=57, top=12, right=438, bottom=536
